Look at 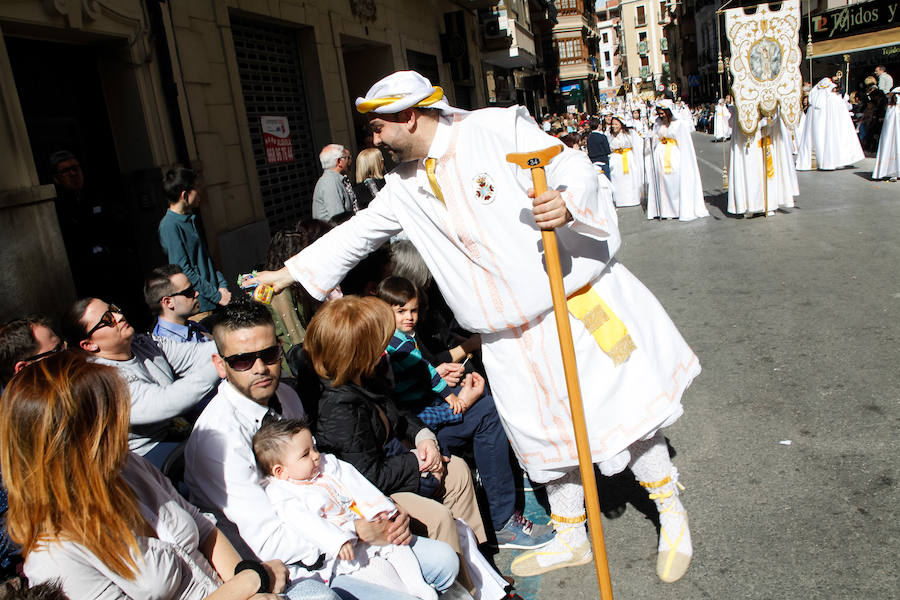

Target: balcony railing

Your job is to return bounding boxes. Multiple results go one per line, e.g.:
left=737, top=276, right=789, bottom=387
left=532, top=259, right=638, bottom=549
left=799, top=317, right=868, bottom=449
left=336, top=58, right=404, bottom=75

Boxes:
left=662, top=63, right=670, bottom=76
left=637, top=40, right=648, bottom=55
left=660, top=38, right=668, bottom=52
left=640, top=65, right=651, bottom=79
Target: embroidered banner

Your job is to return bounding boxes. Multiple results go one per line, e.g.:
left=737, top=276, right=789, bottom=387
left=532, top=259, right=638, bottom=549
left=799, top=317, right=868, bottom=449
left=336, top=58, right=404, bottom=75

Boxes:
left=725, top=0, right=803, bottom=134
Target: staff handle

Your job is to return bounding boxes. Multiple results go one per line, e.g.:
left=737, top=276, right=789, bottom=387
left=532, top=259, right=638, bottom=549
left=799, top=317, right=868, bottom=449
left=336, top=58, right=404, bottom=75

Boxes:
left=531, top=166, right=614, bottom=600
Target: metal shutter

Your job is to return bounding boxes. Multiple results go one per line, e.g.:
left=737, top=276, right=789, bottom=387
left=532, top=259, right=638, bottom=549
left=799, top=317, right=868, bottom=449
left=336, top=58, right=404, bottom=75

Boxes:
left=231, top=16, right=317, bottom=232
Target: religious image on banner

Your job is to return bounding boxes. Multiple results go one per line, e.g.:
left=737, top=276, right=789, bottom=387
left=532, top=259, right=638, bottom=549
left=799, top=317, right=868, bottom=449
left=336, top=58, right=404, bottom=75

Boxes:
left=725, top=0, right=803, bottom=135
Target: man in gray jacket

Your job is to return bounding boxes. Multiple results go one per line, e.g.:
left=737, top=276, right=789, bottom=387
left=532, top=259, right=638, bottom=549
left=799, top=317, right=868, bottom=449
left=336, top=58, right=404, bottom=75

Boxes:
left=312, top=144, right=357, bottom=220
left=62, top=297, right=220, bottom=467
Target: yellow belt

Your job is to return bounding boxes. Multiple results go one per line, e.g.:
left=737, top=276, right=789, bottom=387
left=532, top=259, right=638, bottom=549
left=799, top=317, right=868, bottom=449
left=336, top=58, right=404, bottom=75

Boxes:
left=612, top=148, right=631, bottom=174
left=758, top=135, right=774, bottom=178
left=567, top=284, right=636, bottom=366
left=659, top=138, right=677, bottom=174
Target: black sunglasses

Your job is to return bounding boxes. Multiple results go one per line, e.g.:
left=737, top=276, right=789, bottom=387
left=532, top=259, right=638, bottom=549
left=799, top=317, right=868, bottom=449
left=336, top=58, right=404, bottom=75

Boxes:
left=221, top=345, right=283, bottom=371
left=165, top=285, right=196, bottom=300
left=85, top=304, right=122, bottom=337
left=22, top=342, right=65, bottom=363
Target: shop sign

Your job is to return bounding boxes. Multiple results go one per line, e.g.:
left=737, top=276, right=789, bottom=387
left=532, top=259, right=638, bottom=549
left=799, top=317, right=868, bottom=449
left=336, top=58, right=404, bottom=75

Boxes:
left=805, top=0, right=899, bottom=42
left=261, top=115, right=294, bottom=164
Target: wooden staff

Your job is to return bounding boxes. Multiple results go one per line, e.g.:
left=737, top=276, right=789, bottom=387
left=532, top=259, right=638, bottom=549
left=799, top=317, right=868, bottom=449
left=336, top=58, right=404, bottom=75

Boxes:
left=506, top=145, right=614, bottom=600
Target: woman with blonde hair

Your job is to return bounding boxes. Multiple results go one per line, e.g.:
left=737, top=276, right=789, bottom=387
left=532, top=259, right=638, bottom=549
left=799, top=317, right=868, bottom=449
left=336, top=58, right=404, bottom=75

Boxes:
left=353, top=148, right=386, bottom=209
left=0, top=352, right=335, bottom=600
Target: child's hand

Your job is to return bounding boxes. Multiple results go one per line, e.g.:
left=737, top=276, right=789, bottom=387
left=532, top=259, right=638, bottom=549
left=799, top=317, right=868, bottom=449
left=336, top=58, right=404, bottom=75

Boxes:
left=457, top=373, right=485, bottom=412
left=447, top=394, right=466, bottom=415
left=338, top=541, right=355, bottom=561
left=436, top=363, right=464, bottom=387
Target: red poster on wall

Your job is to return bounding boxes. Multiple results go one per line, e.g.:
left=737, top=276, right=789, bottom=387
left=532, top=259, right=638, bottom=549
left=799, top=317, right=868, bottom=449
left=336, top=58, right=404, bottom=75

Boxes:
left=261, top=115, right=294, bottom=163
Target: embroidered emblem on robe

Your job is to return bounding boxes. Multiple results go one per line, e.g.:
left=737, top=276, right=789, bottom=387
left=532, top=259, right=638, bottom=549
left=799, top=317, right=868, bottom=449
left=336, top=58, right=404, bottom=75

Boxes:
left=473, top=173, right=496, bottom=204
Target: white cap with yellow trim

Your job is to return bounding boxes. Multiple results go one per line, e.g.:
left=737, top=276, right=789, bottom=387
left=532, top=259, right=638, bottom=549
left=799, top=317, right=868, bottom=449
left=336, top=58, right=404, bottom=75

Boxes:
left=355, top=70, right=466, bottom=115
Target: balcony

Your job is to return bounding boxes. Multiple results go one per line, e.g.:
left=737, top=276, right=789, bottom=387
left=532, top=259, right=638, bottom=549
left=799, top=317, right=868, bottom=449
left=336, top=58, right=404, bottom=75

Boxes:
left=481, top=17, right=538, bottom=69
left=637, top=40, right=648, bottom=56
left=660, top=38, right=668, bottom=52
left=662, top=62, right=670, bottom=76
left=640, top=65, right=651, bottom=80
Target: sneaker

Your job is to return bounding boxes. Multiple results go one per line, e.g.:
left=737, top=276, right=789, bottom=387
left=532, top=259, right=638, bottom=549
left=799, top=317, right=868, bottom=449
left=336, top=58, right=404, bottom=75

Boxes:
left=494, top=512, right=556, bottom=549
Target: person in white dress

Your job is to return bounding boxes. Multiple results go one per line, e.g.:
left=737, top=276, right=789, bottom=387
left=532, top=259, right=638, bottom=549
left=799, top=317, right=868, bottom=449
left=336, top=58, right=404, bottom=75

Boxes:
left=647, top=100, right=710, bottom=221
left=253, top=71, right=700, bottom=584
left=795, top=77, right=865, bottom=170
left=606, top=115, right=643, bottom=208
left=872, top=87, right=899, bottom=180
left=727, top=106, right=799, bottom=216
left=713, top=98, right=732, bottom=141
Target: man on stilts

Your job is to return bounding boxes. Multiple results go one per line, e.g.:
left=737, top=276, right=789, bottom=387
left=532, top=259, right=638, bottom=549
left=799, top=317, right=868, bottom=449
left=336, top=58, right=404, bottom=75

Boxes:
left=253, top=71, right=700, bottom=585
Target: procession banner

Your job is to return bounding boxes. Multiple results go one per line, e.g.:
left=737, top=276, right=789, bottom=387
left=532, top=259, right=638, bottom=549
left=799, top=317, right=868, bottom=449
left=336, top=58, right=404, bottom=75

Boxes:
left=725, top=0, right=803, bottom=134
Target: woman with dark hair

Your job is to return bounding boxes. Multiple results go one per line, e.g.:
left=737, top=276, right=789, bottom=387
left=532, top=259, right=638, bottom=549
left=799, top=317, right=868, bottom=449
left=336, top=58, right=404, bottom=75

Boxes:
left=606, top=115, right=643, bottom=208
left=647, top=100, right=708, bottom=221
left=0, top=352, right=306, bottom=599
left=872, top=87, right=899, bottom=180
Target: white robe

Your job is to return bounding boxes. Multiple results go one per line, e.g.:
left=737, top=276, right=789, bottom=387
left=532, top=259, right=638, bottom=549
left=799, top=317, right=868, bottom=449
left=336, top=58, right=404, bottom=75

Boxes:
left=647, top=118, right=710, bottom=221
left=286, top=106, right=699, bottom=482
left=727, top=109, right=798, bottom=215
left=872, top=101, right=899, bottom=179
left=607, top=131, right=643, bottom=207
left=795, top=78, right=865, bottom=170
left=713, top=103, right=732, bottom=139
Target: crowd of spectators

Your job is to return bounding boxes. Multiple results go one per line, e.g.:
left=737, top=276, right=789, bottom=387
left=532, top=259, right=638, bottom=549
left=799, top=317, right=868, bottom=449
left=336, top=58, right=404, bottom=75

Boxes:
left=0, top=150, right=550, bottom=599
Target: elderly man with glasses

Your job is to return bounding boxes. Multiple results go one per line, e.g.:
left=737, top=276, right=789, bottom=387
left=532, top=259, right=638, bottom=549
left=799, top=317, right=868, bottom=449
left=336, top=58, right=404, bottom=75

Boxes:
left=312, top=144, right=359, bottom=221
left=62, top=297, right=220, bottom=468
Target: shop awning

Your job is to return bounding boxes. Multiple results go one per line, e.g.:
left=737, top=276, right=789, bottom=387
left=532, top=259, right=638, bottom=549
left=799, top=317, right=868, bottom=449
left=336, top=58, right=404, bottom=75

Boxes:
left=812, top=27, right=900, bottom=58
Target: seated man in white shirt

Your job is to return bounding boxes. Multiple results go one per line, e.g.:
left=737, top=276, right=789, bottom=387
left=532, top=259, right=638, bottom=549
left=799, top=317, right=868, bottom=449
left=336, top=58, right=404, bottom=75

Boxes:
left=144, top=264, right=211, bottom=343
left=62, top=297, right=220, bottom=467
left=184, top=301, right=459, bottom=599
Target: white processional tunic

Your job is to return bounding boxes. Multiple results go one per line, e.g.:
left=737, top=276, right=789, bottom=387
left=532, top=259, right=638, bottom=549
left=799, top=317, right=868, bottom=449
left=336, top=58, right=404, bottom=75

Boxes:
left=647, top=119, right=710, bottom=221
left=727, top=109, right=799, bottom=215
left=795, top=79, right=864, bottom=170
left=872, top=100, right=899, bottom=180
left=285, top=106, right=699, bottom=482
left=713, top=103, right=732, bottom=140
left=607, top=131, right=643, bottom=207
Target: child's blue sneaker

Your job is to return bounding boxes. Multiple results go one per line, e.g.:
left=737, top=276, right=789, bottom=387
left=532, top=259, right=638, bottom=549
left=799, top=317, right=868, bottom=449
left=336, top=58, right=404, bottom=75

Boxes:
left=494, top=511, right=556, bottom=549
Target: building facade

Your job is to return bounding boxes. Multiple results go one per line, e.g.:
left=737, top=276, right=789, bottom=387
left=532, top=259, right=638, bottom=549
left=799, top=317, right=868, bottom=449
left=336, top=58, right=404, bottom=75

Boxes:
left=549, top=0, right=601, bottom=113
left=618, top=0, right=672, bottom=100
left=0, top=0, right=490, bottom=321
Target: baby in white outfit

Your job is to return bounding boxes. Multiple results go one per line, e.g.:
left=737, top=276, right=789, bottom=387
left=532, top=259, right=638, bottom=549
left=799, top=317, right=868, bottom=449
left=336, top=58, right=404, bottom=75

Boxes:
left=253, top=417, right=437, bottom=600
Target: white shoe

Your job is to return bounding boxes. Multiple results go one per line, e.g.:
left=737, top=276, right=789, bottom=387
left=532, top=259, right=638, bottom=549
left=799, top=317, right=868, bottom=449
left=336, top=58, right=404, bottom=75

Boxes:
left=640, top=471, right=692, bottom=583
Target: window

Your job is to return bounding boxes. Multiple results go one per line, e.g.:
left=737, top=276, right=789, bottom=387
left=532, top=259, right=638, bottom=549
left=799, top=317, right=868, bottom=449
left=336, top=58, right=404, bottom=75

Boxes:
left=557, top=38, right=582, bottom=61
left=639, top=31, right=648, bottom=42
left=640, top=55, right=649, bottom=66
left=602, top=32, right=608, bottom=44
left=636, top=5, right=646, bottom=26
left=558, top=0, right=577, bottom=10
left=660, top=2, right=667, bottom=18
left=604, top=51, right=611, bottom=64
left=606, top=70, right=613, bottom=82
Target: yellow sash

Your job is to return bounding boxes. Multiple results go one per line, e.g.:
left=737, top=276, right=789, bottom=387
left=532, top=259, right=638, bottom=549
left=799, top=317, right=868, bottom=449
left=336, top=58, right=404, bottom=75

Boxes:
left=612, top=148, right=631, bottom=174
left=758, top=135, right=774, bottom=178
left=659, top=138, right=677, bottom=174
left=566, top=284, right=636, bottom=366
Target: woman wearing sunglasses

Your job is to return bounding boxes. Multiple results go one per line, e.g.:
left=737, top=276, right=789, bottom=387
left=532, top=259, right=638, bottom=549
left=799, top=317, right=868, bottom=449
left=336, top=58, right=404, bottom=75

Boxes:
left=0, top=352, right=298, bottom=599
left=61, top=297, right=221, bottom=467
